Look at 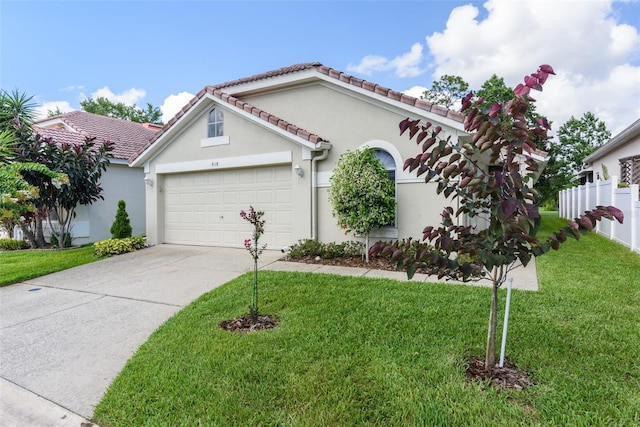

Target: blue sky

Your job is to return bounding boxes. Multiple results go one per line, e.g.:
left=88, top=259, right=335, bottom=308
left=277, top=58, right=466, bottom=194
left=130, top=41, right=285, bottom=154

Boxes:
left=1, top=0, right=639, bottom=135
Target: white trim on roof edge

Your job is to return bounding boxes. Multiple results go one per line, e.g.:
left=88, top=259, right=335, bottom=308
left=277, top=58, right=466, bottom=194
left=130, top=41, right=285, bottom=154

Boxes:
left=130, top=92, right=327, bottom=167
left=584, top=118, right=640, bottom=163
left=223, top=67, right=467, bottom=132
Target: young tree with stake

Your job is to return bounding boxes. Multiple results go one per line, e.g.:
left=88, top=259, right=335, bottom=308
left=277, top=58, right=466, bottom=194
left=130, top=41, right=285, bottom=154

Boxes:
left=370, top=65, right=623, bottom=370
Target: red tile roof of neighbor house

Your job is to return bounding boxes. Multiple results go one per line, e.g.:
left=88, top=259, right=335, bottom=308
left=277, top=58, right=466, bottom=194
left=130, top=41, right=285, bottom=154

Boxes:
left=130, top=62, right=467, bottom=163
left=34, top=111, right=159, bottom=161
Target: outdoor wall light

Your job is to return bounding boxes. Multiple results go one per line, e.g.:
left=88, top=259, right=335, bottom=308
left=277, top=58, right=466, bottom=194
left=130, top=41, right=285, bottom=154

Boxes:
left=144, top=177, right=154, bottom=187
left=294, top=164, right=304, bottom=177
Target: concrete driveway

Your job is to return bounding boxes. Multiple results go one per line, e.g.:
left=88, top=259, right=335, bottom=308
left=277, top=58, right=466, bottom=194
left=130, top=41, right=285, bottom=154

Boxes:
left=0, top=245, right=284, bottom=426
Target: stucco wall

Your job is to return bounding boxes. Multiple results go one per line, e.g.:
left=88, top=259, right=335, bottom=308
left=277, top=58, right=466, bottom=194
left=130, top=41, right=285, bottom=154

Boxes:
left=587, top=137, right=640, bottom=181
left=69, top=163, right=145, bottom=245
left=245, top=83, right=460, bottom=244
left=141, top=80, right=465, bottom=247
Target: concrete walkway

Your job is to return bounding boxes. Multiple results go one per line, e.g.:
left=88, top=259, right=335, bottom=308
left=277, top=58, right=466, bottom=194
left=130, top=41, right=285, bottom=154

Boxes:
left=0, top=245, right=538, bottom=426
left=265, top=258, right=539, bottom=291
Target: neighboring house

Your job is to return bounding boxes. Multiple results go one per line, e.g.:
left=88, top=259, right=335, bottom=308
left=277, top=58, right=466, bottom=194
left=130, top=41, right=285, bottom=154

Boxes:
left=130, top=62, right=474, bottom=250
left=580, top=118, right=640, bottom=186
left=34, top=111, right=160, bottom=244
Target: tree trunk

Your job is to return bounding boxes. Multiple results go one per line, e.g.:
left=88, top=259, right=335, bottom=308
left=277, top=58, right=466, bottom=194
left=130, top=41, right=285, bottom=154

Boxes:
left=19, top=221, right=38, bottom=248
left=34, top=213, right=47, bottom=247
left=364, top=234, right=370, bottom=263
left=485, top=269, right=500, bottom=370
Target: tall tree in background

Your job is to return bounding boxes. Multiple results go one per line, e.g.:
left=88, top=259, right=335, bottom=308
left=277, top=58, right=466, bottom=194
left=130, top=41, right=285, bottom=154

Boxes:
left=47, top=106, right=64, bottom=117
left=475, top=75, right=513, bottom=108
left=422, top=75, right=469, bottom=110
left=80, top=97, right=163, bottom=124
left=554, top=112, right=610, bottom=178
left=537, top=112, right=610, bottom=207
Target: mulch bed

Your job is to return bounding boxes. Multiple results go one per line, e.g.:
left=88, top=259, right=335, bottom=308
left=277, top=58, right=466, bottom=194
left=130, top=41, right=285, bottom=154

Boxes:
left=219, top=314, right=278, bottom=333
left=466, top=356, right=534, bottom=390
left=284, top=255, right=400, bottom=271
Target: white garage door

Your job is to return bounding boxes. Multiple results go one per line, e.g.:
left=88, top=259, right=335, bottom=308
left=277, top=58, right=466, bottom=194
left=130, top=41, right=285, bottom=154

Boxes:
left=163, top=166, right=293, bottom=248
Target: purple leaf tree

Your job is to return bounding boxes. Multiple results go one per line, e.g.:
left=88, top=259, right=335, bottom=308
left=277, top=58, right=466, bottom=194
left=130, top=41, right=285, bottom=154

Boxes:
left=370, top=65, right=624, bottom=371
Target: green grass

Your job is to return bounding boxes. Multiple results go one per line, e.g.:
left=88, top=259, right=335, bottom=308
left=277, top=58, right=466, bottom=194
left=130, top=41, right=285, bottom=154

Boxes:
left=0, top=245, right=100, bottom=286
left=94, top=212, right=640, bottom=426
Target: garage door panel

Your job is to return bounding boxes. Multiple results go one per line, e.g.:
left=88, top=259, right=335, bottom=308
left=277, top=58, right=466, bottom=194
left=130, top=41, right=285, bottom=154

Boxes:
left=223, top=191, right=238, bottom=204
left=239, top=189, right=256, bottom=204
left=239, top=170, right=255, bottom=184
left=164, top=166, right=293, bottom=247
left=223, top=171, right=238, bottom=185
left=256, top=189, right=272, bottom=204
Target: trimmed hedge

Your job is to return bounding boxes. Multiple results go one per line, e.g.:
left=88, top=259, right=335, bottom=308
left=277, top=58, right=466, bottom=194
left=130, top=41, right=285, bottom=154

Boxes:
left=287, top=239, right=362, bottom=259
left=0, top=238, right=29, bottom=250
left=94, top=237, right=147, bottom=257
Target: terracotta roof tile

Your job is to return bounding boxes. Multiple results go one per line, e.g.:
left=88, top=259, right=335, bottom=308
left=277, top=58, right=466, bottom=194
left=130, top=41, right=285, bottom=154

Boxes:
left=129, top=89, right=328, bottom=163
left=35, top=111, right=158, bottom=161
left=431, top=104, right=450, bottom=117
left=131, top=63, right=466, bottom=163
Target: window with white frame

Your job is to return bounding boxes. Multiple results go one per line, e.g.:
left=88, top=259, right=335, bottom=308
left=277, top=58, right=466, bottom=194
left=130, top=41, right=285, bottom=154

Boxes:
left=207, top=108, right=224, bottom=137
left=375, top=148, right=397, bottom=227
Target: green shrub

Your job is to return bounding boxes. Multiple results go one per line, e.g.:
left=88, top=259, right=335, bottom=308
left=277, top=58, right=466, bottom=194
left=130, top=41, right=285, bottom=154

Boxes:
left=287, top=239, right=363, bottom=259
left=110, top=200, right=133, bottom=238
left=94, top=237, right=146, bottom=257
left=0, top=238, right=29, bottom=250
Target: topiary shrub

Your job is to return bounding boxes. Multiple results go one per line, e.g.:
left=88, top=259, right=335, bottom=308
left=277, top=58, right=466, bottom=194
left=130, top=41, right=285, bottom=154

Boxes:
left=94, top=236, right=146, bottom=257
left=0, top=238, right=29, bottom=250
left=110, top=200, right=133, bottom=238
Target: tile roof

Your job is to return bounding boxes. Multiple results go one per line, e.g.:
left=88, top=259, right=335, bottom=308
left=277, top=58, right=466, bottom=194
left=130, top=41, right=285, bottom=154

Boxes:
left=34, top=111, right=159, bottom=161
left=131, top=63, right=466, bottom=164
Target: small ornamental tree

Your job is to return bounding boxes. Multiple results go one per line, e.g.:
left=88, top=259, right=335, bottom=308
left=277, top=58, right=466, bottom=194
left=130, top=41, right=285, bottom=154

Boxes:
left=369, top=65, right=623, bottom=371
left=110, top=200, right=132, bottom=238
left=35, top=136, right=114, bottom=247
left=328, top=148, right=396, bottom=262
left=241, top=206, right=267, bottom=324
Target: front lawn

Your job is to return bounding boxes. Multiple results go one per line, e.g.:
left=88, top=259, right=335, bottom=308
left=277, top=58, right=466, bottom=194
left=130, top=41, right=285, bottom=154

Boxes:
left=0, top=245, right=99, bottom=286
left=94, top=213, right=640, bottom=426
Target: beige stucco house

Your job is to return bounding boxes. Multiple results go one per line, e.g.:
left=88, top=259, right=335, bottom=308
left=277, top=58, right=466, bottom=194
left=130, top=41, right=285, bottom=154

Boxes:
left=35, top=111, right=159, bottom=244
left=130, top=63, right=470, bottom=250
left=580, top=118, right=640, bottom=185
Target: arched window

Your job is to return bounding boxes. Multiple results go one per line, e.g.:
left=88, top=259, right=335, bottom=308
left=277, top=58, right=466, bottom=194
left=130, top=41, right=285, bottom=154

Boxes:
left=207, top=108, right=224, bottom=137
left=374, top=148, right=396, bottom=227
left=375, top=149, right=396, bottom=182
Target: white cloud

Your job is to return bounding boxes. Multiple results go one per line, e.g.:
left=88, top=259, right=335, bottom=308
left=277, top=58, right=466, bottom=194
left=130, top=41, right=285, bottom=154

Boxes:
left=424, top=0, right=640, bottom=135
left=160, top=91, right=195, bottom=124
left=347, top=43, right=426, bottom=78
left=89, top=87, right=146, bottom=106
left=33, top=101, right=75, bottom=120
left=402, top=85, right=428, bottom=99
left=60, top=85, right=85, bottom=92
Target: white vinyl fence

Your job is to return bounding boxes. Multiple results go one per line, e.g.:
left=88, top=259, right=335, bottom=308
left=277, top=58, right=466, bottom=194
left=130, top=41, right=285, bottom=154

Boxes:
left=559, top=176, right=640, bottom=253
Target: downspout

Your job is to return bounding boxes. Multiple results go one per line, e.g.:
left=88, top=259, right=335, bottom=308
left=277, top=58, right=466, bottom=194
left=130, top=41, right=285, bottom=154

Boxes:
left=311, top=147, right=330, bottom=240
